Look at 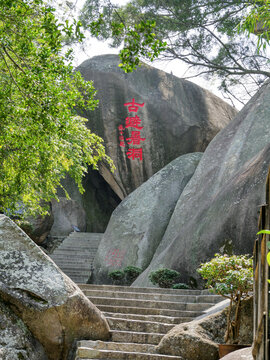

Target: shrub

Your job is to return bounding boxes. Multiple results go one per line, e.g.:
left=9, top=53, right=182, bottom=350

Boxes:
left=172, top=283, right=189, bottom=289
left=149, top=268, right=181, bottom=288
left=108, top=270, right=125, bottom=285
left=123, top=266, right=143, bottom=285
left=197, top=253, right=253, bottom=344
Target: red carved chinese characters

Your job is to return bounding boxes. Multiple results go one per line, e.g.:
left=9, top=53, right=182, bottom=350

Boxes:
left=104, top=249, right=126, bottom=267
left=126, top=148, right=143, bottom=161
left=126, top=131, right=145, bottom=145
left=118, top=125, right=125, bottom=147
left=125, top=115, right=143, bottom=130
left=124, top=98, right=144, bottom=112
left=118, top=98, right=146, bottom=161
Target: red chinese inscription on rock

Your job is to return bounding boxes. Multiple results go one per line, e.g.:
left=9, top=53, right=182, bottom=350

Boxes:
left=104, top=249, right=126, bottom=267
left=124, top=98, right=144, bottom=112
left=118, top=98, right=146, bottom=161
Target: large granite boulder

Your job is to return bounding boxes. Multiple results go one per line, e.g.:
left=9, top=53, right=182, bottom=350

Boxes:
left=0, top=300, right=47, bottom=360
left=0, top=215, right=110, bottom=360
left=221, top=347, right=252, bottom=359
left=133, top=80, right=270, bottom=286
left=93, top=153, right=203, bottom=284
left=157, top=298, right=253, bottom=360
left=77, top=54, right=237, bottom=199
left=50, top=197, right=87, bottom=236
left=49, top=54, right=236, bottom=239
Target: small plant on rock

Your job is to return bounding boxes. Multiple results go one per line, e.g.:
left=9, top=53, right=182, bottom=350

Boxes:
left=197, top=253, right=253, bottom=344
left=172, top=283, right=189, bottom=290
left=123, top=266, right=142, bottom=285
left=108, top=270, right=125, bottom=285
left=149, top=268, right=181, bottom=288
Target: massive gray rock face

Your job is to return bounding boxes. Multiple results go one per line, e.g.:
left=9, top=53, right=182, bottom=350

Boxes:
left=0, top=215, right=110, bottom=360
left=77, top=54, right=237, bottom=199
left=93, top=153, right=203, bottom=284
left=0, top=300, right=47, bottom=360
left=48, top=54, right=235, bottom=239
left=133, top=80, right=270, bottom=287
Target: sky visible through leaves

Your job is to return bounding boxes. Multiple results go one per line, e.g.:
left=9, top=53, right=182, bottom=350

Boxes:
left=62, top=0, right=269, bottom=110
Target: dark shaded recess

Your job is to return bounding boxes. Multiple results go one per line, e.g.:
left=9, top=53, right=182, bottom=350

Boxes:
left=57, top=168, right=121, bottom=233
left=82, top=168, right=121, bottom=232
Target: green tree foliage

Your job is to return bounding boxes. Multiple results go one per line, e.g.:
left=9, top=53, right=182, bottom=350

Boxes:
left=123, top=265, right=142, bottom=285
left=81, top=0, right=270, bottom=104
left=197, top=254, right=253, bottom=343
left=108, top=269, right=125, bottom=285
left=0, top=0, right=113, bottom=216
left=240, top=0, right=270, bottom=50
left=149, top=268, right=181, bottom=288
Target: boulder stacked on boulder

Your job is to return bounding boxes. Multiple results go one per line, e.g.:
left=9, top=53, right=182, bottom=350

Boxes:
left=133, top=80, right=270, bottom=286
left=47, top=54, right=236, bottom=238
left=93, top=153, right=203, bottom=284
left=76, top=54, right=237, bottom=199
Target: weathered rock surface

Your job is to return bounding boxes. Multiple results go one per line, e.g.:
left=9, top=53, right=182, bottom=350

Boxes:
left=50, top=197, right=87, bottom=236
left=93, top=153, right=203, bottom=284
left=221, top=347, right=253, bottom=359
left=49, top=54, right=235, bottom=239
left=0, top=215, right=110, bottom=360
left=157, top=298, right=253, bottom=360
left=134, top=80, right=270, bottom=286
left=50, top=169, right=121, bottom=237
left=77, top=54, right=237, bottom=199
left=0, top=300, right=47, bottom=360
left=24, top=203, right=54, bottom=244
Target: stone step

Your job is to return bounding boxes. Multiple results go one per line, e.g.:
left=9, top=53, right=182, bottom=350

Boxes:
left=52, top=246, right=99, bottom=252
left=78, top=340, right=156, bottom=354
left=87, top=296, right=212, bottom=311
left=52, top=262, right=94, bottom=268
left=76, top=347, right=182, bottom=359
left=52, top=247, right=98, bottom=252
left=56, top=239, right=101, bottom=245
left=74, top=284, right=220, bottom=360
left=60, top=238, right=101, bottom=243
left=111, top=330, right=164, bottom=345
left=79, top=284, right=206, bottom=295
left=50, top=259, right=94, bottom=266
left=66, top=232, right=103, bottom=239
left=82, top=289, right=221, bottom=303
left=59, top=234, right=101, bottom=238
left=59, top=269, right=92, bottom=276
left=51, top=241, right=101, bottom=250
left=106, top=317, right=174, bottom=334
left=68, top=277, right=87, bottom=283
left=94, top=304, right=202, bottom=317
left=51, top=254, right=94, bottom=260
left=103, top=312, right=192, bottom=324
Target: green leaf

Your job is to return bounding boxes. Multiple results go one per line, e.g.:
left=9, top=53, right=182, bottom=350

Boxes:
left=257, top=230, right=270, bottom=235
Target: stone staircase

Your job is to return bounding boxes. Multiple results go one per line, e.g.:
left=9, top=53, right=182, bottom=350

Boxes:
left=75, top=284, right=222, bottom=359
left=49, top=232, right=103, bottom=283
